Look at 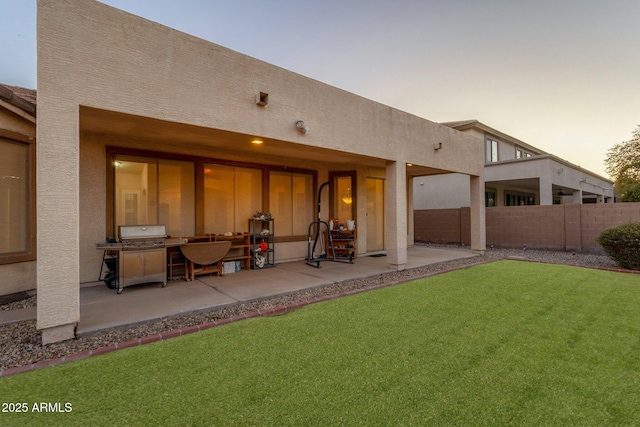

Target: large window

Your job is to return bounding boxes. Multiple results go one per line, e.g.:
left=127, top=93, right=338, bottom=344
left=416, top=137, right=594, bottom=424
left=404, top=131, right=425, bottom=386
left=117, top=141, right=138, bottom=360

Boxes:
left=114, top=155, right=195, bottom=237
left=269, top=171, right=314, bottom=237
left=485, top=190, right=496, bottom=207
left=204, top=164, right=262, bottom=234
left=0, top=138, right=32, bottom=260
left=109, top=149, right=316, bottom=240
left=505, top=191, right=536, bottom=206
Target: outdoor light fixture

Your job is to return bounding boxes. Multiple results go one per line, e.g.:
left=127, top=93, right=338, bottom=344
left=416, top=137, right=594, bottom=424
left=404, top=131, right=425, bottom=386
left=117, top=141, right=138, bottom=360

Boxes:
left=342, top=187, right=352, bottom=205
left=295, top=120, right=309, bottom=135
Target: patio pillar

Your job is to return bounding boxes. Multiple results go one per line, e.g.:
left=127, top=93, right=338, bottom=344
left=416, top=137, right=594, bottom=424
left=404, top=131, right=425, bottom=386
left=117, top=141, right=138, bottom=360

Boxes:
left=539, top=176, right=553, bottom=205
left=386, top=161, right=407, bottom=270
left=572, top=189, right=583, bottom=204
left=37, top=8, right=80, bottom=343
left=495, top=185, right=505, bottom=207
left=36, top=104, right=80, bottom=344
left=469, top=175, right=486, bottom=254
left=407, top=175, right=415, bottom=246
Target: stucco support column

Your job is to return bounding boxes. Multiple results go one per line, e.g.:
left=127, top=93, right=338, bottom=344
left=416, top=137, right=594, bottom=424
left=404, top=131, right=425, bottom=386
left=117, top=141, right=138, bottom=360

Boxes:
left=469, top=175, right=486, bottom=254
left=386, top=161, right=407, bottom=270
left=495, top=185, right=505, bottom=207
left=539, top=176, right=553, bottom=206
left=572, top=189, right=583, bottom=204
left=36, top=110, right=80, bottom=342
left=407, top=175, right=415, bottom=246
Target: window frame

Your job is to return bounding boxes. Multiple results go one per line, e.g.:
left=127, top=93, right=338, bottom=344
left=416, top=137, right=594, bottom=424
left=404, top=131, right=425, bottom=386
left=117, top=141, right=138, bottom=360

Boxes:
left=485, top=137, right=499, bottom=163
left=268, top=170, right=315, bottom=238
left=515, top=146, right=533, bottom=159
left=113, top=154, right=197, bottom=237
left=0, top=131, right=36, bottom=265
left=485, top=189, right=496, bottom=207
left=504, top=190, right=536, bottom=206
left=203, top=163, right=263, bottom=235
left=106, top=147, right=317, bottom=242
left=328, top=171, right=357, bottom=224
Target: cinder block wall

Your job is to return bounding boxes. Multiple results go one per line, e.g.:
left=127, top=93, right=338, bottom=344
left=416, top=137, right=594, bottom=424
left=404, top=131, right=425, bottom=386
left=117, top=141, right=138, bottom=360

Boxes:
left=414, top=208, right=471, bottom=245
left=486, top=205, right=566, bottom=250
left=415, top=203, right=640, bottom=254
left=580, top=203, right=640, bottom=251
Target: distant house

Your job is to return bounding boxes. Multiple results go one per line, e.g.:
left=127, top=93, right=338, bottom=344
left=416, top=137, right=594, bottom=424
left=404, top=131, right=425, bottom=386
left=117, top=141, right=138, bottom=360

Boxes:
left=1, top=0, right=487, bottom=344
left=413, top=120, right=614, bottom=210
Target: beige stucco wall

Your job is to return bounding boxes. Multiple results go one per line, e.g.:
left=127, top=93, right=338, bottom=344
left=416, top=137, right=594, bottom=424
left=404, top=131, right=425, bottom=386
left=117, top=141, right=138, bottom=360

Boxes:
left=413, top=174, right=470, bottom=210
left=0, top=261, right=36, bottom=295
left=39, top=0, right=482, bottom=177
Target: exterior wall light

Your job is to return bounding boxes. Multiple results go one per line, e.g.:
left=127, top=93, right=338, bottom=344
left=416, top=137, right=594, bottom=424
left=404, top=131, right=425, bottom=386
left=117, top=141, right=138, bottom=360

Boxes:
left=295, top=120, right=309, bottom=134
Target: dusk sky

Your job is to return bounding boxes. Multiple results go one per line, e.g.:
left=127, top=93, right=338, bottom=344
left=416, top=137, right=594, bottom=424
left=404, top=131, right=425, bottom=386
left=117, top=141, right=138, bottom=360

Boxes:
left=2, top=0, right=639, bottom=178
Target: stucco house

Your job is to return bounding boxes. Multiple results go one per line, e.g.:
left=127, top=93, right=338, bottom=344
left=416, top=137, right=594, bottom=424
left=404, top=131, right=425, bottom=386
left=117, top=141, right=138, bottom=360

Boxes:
left=413, top=120, right=614, bottom=210
left=0, top=0, right=487, bottom=344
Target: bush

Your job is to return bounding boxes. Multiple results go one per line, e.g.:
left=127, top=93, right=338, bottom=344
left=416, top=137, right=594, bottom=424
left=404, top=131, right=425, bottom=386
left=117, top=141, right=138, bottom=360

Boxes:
left=597, top=222, right=640, bottom=270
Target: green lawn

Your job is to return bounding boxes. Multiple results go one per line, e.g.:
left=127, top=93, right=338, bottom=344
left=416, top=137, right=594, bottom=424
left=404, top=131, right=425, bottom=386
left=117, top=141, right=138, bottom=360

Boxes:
left=1, top=260, right=640, bottom=426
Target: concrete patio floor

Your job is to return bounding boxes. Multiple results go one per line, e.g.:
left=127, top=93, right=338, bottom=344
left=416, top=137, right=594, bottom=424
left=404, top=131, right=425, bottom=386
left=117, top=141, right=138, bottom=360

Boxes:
left=1, top=246, right=478, bottom=336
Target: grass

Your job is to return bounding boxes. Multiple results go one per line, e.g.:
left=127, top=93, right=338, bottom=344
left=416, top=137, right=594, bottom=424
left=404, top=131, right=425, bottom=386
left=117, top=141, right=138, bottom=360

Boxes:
left=1, top=260, right=640, bottom=426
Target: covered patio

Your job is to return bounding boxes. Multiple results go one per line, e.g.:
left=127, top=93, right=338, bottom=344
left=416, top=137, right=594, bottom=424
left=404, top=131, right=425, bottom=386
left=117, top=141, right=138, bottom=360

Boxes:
left=78, top=246, right=477, bottom=335
left=0, top=246, right=478, bottom=335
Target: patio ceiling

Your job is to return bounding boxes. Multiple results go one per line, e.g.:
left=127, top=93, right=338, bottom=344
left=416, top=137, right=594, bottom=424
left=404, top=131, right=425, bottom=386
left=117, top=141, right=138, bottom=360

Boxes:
left=79, top=106, right=448, bottom=176
left=487, top=178, right=602, bottom=197
left=487, top=178, right=540, bottom=192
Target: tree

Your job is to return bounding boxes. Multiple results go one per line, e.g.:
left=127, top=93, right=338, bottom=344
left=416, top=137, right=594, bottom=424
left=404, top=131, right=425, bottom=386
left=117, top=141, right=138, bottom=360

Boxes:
left=605, top=125, right=640, bottom=202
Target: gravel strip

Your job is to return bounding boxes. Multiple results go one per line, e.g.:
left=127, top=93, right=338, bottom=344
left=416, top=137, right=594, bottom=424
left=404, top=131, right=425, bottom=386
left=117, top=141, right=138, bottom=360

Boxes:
left=0, top=247, right=618, bottom=372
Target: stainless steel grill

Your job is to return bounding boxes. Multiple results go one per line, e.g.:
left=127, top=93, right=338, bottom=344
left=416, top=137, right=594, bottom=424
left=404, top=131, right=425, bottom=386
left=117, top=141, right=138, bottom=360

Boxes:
left=97, top=225, right=172, bottom=294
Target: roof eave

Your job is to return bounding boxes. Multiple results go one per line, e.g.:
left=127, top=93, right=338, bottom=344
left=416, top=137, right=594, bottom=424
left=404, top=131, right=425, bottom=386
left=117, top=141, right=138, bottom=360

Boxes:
left=0, top=85, right=37, bottom=118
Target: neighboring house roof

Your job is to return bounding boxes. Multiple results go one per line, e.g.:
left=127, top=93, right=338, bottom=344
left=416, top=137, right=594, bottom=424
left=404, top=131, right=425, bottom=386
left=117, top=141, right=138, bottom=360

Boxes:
left=442, top=119, right=613, bottom=184
left=442, top=119, right=546, bottom=156
left=440, top=119, right=479, bottom=129
left=0, top=84, right=37, bottom=118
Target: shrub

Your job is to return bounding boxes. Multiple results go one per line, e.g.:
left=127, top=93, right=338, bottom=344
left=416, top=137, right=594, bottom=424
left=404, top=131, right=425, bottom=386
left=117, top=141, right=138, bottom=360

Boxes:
left=597, top=222, right=640, bottom=270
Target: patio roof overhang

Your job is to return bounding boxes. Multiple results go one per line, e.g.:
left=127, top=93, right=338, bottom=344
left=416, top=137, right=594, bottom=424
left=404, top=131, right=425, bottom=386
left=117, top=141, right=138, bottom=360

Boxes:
left=80, top=106, right=452, bottom=177
left=485, top=177, right=577, bottom=198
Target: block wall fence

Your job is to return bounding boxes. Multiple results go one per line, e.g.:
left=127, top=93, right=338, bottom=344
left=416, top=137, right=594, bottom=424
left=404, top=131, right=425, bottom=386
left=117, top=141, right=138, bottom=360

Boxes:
left=414, top=203, right=640, bottom=254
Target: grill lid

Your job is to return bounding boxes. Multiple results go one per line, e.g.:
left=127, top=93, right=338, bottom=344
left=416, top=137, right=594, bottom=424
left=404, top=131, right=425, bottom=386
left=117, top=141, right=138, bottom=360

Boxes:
left=118, top=225, right=167, bottom=241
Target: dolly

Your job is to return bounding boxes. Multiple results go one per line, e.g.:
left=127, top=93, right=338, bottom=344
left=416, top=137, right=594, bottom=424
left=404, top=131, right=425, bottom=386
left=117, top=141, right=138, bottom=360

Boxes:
left=306, top=182, right=354, bottom=268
